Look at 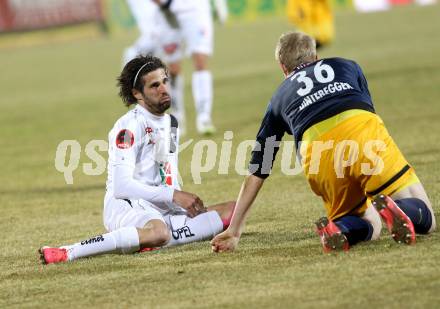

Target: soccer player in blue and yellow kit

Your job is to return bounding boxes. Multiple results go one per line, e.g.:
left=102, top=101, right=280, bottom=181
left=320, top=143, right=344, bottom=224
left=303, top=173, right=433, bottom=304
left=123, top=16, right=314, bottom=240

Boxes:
left=211, top=31, right=436, bottom=253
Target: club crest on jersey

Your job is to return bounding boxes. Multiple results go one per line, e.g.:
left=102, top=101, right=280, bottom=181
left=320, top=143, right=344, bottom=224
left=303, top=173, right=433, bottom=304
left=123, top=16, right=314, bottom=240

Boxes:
left=145, top=127, right=156, bottom=145
left=116, top=129, right=134, bottom=149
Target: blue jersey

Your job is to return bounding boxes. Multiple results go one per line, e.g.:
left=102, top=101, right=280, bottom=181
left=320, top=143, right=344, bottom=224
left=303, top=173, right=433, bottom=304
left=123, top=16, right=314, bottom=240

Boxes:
left=250, top=57, right=375, bottom=178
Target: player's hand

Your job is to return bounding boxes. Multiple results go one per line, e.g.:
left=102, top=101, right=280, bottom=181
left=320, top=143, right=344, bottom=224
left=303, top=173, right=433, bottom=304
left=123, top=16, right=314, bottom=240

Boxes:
left=173, top=190, right=206, bottom=218
left=211, top=230, right=239, bottom=253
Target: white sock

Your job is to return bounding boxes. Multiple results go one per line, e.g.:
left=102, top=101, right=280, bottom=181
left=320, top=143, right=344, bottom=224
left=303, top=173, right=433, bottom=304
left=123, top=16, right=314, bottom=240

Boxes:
left=166, top=211, right=223, bottom=247
left=63, top=227, right=140, bottom=261
left=170, top=74, right=185, bottom=125
left=192, top=70, right=213, bottom=122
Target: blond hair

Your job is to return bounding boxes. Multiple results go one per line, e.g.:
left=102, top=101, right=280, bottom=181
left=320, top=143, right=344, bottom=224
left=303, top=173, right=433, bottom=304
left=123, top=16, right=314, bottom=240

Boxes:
left=275, top=31, right=316, bottom=73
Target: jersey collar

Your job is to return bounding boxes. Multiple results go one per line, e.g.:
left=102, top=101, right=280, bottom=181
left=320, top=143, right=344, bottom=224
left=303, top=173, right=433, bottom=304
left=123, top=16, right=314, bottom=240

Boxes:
left=135, top=104, right=166, bottom=121
left=286, top=62, right=313, bottom=79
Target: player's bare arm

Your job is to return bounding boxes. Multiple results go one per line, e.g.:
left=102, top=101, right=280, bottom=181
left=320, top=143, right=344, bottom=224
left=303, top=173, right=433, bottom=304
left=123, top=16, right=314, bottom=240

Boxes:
left=211, top=175, right=265, bottom=252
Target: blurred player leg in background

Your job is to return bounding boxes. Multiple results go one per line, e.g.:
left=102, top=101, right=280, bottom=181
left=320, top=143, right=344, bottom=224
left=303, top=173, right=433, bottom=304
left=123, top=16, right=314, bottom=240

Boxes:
left=155, top=12, right=187, bottom=135
left=155, top=0, right=224, bottom=135
left=212, top=0, right=229, bottom=24
left=122, top=0, right=159, bottom=65
left=188, top=0, right=216, bottom=135
left=286, top=0, right=334, bottom=48
left=169, top=62, right=186, bottom=135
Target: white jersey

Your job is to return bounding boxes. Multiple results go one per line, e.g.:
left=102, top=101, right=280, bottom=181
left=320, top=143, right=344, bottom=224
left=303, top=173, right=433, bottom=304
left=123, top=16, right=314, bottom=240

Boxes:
left=106, top=104, right=181, bottom=213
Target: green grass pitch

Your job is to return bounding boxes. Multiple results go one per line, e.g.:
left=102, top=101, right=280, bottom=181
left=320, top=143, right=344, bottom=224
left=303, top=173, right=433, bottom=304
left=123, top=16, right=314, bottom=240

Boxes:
left=1, top=4, right=439, bottom=308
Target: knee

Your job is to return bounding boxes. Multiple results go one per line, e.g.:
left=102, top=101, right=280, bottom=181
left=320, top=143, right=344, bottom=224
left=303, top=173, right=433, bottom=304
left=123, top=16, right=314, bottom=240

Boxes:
left=139, top=221, right=171, bottom=247
left=168, top=62, right=181, bottom=77
left=151, top=224, right=171, bottom=247
left=192, top=53, right=208, bottom=71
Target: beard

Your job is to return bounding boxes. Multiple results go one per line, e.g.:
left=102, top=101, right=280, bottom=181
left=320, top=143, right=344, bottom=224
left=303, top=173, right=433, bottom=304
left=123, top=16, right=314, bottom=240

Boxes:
left=157, top=97, right=171, bottom=114
left=142, top=93, right=171, bottom=115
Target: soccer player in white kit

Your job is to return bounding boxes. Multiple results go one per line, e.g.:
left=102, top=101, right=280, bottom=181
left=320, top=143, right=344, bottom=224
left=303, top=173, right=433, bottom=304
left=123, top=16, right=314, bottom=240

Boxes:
left=123, top=0, right=228, bottom=135
left=39, top=55, right=234, bottom=264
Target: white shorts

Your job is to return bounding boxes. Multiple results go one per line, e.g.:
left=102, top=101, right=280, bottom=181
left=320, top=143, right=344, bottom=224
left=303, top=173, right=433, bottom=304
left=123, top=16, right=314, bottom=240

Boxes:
left=103, top=194, right=163, bottom=232
left=103, top=193, right=224, bottom=246
left=156, top=8, right=213, bottom=63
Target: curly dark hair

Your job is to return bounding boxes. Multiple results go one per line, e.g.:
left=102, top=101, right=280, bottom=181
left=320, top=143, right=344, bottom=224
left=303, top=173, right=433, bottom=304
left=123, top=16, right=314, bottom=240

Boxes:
left=117, top=55, right=168, bottom=107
